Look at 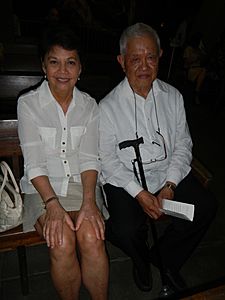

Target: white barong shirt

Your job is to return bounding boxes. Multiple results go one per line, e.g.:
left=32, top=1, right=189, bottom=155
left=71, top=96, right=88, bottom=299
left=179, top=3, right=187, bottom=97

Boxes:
left=99, top=77, right=193, bottom=198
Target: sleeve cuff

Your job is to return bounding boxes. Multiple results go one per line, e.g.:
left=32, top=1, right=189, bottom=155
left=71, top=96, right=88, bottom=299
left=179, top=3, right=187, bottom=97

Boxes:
left=28, top=167, right=48, bottom=181
left=166, top=167, right=191, bottom=187
left=79, top=161, right=101, bottom=174
left=124, top=180, right=144, bottom=198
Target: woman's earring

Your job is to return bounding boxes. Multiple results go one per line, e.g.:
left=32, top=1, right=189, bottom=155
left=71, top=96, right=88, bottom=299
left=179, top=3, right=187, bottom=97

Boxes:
left=78, top=70, right=81, bottom=81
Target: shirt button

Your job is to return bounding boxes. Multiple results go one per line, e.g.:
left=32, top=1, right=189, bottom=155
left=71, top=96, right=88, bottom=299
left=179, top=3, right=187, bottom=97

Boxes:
left=64, top=127, right=66, bottom=130
left=64, top=160, right=67, bottom=164
left=67, top=174, right=70, bottom=177
left=62, top=142, right=65, bottom=145
left=62, top=149, right=65, bottom=153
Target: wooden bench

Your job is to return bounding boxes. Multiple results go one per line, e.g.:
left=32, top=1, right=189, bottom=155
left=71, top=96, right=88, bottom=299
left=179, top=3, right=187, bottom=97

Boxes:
left=3, top=44, right=41, bottom=73
left=0, top=119, right=46, bottom=295
left=0, top=73, right=43, bottom=119
left=0, top=72, right=114, bottom=119
left=0, top=119, right=213, bottom=296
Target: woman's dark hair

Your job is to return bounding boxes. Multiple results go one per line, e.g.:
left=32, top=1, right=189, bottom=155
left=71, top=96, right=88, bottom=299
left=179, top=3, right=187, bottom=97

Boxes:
left=39, top=22, right=82, bottom=62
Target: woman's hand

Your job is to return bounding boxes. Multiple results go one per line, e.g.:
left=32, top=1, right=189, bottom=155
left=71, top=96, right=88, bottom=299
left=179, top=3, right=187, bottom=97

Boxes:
left=75, top=202, right=105, bottom=240
left=30, top=176, right=75, bottom=248
left=43, top=200, right=75, bottom=248
left=78, top=170, right=105, bottom=240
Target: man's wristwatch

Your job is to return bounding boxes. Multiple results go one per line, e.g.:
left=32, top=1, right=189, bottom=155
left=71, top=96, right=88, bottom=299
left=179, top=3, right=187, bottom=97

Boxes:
left=164, top=183, right=176, bottom=192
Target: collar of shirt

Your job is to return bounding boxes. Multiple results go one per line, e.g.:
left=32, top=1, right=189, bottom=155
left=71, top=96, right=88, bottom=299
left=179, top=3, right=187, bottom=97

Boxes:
left=122, top=76, right=168, bottom=99
left=38, top=80, right=79, bottom=110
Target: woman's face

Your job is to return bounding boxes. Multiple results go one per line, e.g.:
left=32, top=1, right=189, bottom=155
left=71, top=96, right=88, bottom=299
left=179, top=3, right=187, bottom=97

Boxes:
left=42, top=45, right=81, bottom=97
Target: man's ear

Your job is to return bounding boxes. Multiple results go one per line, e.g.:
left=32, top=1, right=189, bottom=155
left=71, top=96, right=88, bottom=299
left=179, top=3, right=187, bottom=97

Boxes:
left=159, top=49, right=163, bottom=58
left=117, top=54, right=126, bottom=72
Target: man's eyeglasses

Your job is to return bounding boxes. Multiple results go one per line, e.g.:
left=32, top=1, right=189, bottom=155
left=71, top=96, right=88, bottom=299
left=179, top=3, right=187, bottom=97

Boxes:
left=142, top=130, right=167, bottom=165
left=131, top=131, right=167, bottom=183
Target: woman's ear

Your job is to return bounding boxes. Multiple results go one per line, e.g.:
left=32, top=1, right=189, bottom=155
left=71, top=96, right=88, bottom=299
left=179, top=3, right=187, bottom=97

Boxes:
left=41, top=61, right=46, bottom=75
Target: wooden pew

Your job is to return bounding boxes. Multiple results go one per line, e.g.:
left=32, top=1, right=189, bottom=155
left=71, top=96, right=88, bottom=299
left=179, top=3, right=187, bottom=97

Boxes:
left=0, top=73, right=43, bottom=99
left=0, top=73, right=114, bottom=119
left=0, top=73, right=43, bottom=119
left=0, top=119, right=45, bottom=296
left=191, top=157, right=213, bottom=189
left=3, top=44, right=41, bottom=73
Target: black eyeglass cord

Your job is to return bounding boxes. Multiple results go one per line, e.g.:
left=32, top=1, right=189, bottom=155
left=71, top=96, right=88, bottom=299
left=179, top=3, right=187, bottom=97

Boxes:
left=131, top=84, right=161, bottom=137
left=152, top=86, right=161, bottom=133
left=130, top=84, right=161, bottom=182
left=132, top=86, right=139, bottom=139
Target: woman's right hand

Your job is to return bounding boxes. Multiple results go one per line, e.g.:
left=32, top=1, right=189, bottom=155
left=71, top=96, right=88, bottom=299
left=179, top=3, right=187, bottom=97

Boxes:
left=43, top=200, right=75, bottom=248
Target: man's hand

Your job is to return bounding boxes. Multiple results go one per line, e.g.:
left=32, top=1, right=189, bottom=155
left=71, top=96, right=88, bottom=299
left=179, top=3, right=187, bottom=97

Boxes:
left=136, top=190, right=162, bottom=219
left=157, top=183, right=175, bottom=202
left=43, top=201, right=75, bottom=248
left=75, top=202, right=105, bottom=240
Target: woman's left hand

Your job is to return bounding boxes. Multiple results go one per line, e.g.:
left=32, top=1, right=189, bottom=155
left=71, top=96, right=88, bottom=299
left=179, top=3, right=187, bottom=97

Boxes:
left=75, top=203, right=105, bottom=240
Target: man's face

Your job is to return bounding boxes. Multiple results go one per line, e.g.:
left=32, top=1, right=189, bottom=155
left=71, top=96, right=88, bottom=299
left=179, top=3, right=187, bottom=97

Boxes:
left=117, top=35, right=162, bottom=98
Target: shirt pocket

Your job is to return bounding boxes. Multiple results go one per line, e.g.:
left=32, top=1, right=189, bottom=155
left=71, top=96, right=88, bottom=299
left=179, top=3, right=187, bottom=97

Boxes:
left=70, top=126, right=86, bottom=149
left=38, top=127, right=57, bottom=149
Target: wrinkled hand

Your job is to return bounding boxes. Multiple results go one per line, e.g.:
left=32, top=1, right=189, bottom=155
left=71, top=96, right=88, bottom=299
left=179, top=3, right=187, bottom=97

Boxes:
left=75, top=203, right=105, bottom=240
left=136, top=190, right=162, bottom=219
left=43, top=201, right=75, bottom=248
left=157, top=186, right=174, bottom=203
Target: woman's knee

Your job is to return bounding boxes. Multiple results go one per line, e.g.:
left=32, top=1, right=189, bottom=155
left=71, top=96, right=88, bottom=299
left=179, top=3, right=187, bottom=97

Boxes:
left=76, top=221, right=105, bottom=254
left=49, top=226, right=76, bottom=261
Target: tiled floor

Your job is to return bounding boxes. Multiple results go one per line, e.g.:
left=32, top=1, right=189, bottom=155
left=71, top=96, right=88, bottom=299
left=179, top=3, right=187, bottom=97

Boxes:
left=1, top=58, right=225, bottom=299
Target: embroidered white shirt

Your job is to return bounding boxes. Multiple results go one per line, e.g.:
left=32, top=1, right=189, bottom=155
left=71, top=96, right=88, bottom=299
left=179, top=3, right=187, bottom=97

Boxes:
left=99, top=77, right=193, bottom=197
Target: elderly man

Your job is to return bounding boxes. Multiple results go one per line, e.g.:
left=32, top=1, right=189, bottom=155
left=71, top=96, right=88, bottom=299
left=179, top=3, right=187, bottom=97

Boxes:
left=99, top=23, right=216, bottom=293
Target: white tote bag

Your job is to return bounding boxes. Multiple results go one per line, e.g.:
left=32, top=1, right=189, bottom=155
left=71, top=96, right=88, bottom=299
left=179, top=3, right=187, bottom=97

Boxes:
left=0, top=161, right=23, bottom=232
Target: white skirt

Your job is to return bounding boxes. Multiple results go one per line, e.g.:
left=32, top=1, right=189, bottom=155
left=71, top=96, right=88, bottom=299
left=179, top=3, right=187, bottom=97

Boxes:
left=22, top=182, right=109, bottom=232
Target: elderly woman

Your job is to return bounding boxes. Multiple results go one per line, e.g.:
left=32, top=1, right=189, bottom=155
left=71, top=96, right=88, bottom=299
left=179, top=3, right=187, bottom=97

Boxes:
left=17, top=24, right=109, bottom=300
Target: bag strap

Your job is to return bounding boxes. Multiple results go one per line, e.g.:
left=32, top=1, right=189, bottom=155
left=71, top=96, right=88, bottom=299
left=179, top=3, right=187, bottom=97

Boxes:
left=0, top=161, right=20, bottom=194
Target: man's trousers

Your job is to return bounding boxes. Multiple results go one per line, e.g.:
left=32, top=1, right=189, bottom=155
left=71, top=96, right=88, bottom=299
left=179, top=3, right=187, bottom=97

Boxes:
left=104, top=172, right=217, bottom=273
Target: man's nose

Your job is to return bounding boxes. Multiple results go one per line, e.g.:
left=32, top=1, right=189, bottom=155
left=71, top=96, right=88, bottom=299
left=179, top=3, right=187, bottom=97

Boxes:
left=140, top=57, right=148, bottom=69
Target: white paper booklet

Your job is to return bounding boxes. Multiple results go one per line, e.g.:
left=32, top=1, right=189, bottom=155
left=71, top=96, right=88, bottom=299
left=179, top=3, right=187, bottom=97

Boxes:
left=161, top=199, right=195, bottom=221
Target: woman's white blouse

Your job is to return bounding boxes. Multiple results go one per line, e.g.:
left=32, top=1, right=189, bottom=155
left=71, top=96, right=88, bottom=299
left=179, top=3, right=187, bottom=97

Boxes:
left=18, top=80, right=100, bottom=196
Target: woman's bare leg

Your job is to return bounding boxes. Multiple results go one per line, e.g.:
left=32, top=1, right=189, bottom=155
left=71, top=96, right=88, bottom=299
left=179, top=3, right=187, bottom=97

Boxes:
left=35, top=214, right=81, bottom=300
left=76, top=217, right=109, bottom=300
